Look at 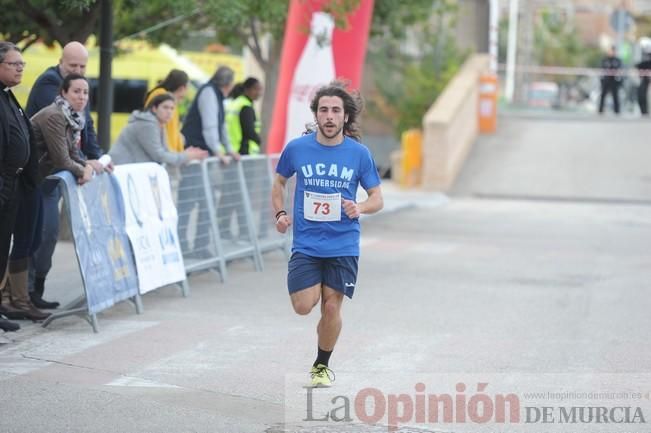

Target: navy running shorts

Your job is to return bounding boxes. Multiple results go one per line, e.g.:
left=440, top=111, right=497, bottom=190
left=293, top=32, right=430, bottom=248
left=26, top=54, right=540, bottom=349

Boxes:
left=287, top=252, right=359, bottom=299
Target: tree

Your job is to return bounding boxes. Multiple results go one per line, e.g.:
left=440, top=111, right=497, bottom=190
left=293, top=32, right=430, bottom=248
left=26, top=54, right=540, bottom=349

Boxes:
left=113, top=0, right=205, bottom=48
left=532, top=6, right=603, bottom=105
left=0, top=7, right=44, bottom=50
left=0, top=0, right=101, bottom=47
left=367, top=0, right=465, bottom=135
left=533, top=8, right=599, bottom=69
left=0, top=0, right=184, bottom=48
left=188, top=0, right=291, bottom=149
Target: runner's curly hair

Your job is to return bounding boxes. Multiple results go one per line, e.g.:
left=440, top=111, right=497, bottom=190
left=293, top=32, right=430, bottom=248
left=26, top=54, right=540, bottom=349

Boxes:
left=309, top=79, right=363, bottom=142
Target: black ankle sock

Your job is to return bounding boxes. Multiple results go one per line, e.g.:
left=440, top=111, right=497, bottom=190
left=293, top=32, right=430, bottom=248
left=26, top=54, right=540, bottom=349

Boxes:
left=313, top=347, right=332, bottom=367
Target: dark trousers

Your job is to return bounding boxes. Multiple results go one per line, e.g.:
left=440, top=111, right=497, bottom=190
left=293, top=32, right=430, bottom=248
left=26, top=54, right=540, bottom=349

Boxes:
left=599, top=80, right=620, bottom=114
left=10, top=186, right=42, bottom=261
left=638, top=80, right=649, bottom=115
left=31, top=179, right=61, bottom=281
left=0, top=178, right=22, bottom=282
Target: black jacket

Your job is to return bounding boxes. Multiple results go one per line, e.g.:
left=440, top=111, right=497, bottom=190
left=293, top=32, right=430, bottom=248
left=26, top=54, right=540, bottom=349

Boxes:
left=601, top=55, right=623, bottom=84
left=0, top=88, right=39, bottom=209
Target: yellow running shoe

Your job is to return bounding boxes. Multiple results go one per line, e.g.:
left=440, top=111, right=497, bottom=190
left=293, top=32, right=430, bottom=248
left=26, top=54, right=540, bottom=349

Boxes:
left=310, top=364, right=335, bottom=388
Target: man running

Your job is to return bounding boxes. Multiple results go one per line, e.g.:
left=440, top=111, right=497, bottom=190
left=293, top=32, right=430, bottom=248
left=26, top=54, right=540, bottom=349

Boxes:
left=272, top=80, right=383, bottom=387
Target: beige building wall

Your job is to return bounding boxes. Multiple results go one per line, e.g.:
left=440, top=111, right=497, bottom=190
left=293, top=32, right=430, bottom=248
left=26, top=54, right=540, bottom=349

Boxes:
left=421, top=54, right=490, bottom=191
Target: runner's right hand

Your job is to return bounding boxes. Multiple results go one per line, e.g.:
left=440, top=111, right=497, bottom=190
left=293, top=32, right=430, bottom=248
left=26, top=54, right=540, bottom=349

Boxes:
left=276, top=215, right=291, bottom=233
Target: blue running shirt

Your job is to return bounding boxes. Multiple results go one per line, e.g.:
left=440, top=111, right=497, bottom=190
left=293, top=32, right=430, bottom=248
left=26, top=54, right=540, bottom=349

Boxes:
left=276, top=133, right=381, bottom=257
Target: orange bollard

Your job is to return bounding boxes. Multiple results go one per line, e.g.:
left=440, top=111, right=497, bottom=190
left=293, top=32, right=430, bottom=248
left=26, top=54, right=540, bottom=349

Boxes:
left=400, top=129, right=422, bottom=187
left=478, top=74, right=498, bottom=133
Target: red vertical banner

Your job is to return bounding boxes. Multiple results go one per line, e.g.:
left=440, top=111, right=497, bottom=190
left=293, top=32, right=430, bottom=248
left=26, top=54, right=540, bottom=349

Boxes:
left=267, top=0, right=374, bottom=153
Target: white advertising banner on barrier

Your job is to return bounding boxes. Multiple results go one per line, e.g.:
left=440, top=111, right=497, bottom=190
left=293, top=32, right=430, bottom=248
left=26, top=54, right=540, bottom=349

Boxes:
left=113, top=163, right=186, bottom=294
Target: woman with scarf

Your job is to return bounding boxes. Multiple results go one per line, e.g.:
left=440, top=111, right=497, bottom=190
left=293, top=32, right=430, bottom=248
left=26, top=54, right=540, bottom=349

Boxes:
left=2, top=73, right=95, bottom=322
left=32, top=73, right=94, bottom=185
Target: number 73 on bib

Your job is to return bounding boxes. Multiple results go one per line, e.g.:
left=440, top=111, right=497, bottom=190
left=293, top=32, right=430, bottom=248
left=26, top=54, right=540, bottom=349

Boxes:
left=303, top=191, right=342, bottom=222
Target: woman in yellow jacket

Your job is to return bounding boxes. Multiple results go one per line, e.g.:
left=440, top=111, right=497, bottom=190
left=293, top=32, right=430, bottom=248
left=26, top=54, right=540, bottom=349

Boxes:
left=144, top=69, right=189, bottom=153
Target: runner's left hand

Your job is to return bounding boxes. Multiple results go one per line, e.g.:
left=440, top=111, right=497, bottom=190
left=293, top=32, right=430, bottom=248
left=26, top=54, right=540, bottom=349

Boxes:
left=342, top=198, right=360, bottom=219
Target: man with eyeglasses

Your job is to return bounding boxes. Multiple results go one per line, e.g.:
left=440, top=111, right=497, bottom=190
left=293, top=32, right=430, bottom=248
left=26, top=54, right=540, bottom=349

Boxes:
left=0, top=42, right=40, bottom=332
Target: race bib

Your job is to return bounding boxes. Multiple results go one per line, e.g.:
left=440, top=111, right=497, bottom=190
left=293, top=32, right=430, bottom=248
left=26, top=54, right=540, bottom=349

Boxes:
left=303, top=191, right=341, bottom=222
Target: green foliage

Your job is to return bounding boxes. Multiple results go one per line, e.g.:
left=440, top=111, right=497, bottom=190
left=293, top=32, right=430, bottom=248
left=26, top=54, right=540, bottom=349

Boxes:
left=0, top=0, right=101, bottom=46
left=201, top=0, right=290, bottom=49
left=321, top=0, right=363, bottom=30
left=533, top=8, right=602, bottom=72
left=113, top=0, right=204, bottom=48
left=371, top=0, right=439, bottom=40
left=0, top=6, right=42, bottom=47
left=634, top=14, right=651, bottom=39
left=367, top=0, right=466, bottom=135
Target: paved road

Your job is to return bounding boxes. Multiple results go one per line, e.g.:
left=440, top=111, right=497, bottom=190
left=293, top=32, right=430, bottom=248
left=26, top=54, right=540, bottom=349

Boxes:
left=1, top=115, right=650, bottom=432
left=452, top=114, right=651, bottom=203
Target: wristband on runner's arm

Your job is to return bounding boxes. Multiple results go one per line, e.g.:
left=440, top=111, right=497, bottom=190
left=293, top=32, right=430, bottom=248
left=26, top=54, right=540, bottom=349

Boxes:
left=275, top=210, right=287, bottom=222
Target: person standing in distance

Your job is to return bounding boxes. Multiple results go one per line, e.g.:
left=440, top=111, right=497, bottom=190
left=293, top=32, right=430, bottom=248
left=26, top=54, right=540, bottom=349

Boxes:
left=271, top=80, right=383, bottom=387
left=222, top=77, right=264, bottom=241
left=598, top=45, right=623, bottom=115
left=636, top=51, right=651, bottom=115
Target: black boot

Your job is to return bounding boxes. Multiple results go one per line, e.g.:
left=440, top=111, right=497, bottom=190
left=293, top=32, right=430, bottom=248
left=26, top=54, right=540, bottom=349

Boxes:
left=0, top=316, right=20, bottom=332
left=30, top=277, right=59, bottom=309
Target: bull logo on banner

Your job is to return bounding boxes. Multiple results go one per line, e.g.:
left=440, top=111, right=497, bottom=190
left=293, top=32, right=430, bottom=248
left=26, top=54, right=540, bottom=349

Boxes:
left=113, top=163, right=186, bottom=295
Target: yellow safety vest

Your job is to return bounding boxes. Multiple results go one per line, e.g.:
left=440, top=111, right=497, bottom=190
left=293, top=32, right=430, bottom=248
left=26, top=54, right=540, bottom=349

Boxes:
left=225, top=95, right=260, bottom=154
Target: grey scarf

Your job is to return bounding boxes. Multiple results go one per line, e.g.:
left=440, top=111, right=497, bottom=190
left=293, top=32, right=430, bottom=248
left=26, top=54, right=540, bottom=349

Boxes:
left=54, top=95, right=85, bottom=146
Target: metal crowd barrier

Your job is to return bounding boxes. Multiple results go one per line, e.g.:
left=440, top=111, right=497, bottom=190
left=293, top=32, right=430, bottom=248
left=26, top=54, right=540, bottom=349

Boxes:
left=174, top=162, right=224, bottom=279
left=242, top=155, right=290, bottom=257
left=32, top=154, right=294, bottom=332
left=42, top=172, right=142, bottom=333
left=169, top=154, right=294, bottom=283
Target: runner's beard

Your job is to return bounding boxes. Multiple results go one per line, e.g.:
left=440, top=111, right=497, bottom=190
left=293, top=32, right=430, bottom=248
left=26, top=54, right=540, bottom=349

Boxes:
left=317, top=122, right=344, bottom=140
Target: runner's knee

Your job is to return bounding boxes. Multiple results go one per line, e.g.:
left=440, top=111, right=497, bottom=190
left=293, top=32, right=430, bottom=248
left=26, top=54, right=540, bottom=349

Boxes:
left=292, top=298, right=315, bottom=315
left=323, top=298, right=340, bottom=318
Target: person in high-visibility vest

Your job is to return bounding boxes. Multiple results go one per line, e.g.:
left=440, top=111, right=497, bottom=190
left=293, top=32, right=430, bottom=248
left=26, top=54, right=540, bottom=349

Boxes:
left=225, top=77, right=263, bottom=155
left=219, top=77, right=264, bottom=242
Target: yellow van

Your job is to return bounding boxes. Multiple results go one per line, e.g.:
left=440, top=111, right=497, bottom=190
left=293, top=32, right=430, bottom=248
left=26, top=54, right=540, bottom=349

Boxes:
left=16, top=40, right=244, bottom=145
